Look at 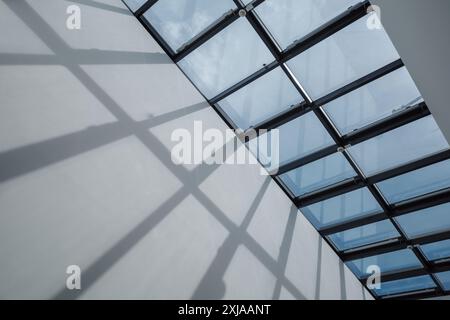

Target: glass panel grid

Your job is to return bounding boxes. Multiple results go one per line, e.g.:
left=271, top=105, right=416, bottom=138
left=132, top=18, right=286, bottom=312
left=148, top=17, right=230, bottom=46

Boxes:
left=287, top=14, right=400, bottom=100
left=136, top=1, right=450, bottom=299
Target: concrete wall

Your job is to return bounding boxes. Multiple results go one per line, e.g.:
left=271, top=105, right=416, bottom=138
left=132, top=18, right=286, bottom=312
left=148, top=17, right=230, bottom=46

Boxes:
left=0, top=0, right=371, bottom=299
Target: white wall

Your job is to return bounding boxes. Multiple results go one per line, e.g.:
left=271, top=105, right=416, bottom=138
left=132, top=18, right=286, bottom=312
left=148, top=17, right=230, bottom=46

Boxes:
left=0, top=0, right=371, bottom=300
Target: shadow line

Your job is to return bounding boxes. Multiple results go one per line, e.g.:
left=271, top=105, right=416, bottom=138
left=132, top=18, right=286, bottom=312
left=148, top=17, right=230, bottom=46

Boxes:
left=191, top=178, right=271, bottom=299
left=272, top=205, right=298, bottom=300
left=0, top=102, right=208, bottom=183
left=0, top=50, right=172, bottom=65
left=66, top=0, right=132, bottom=16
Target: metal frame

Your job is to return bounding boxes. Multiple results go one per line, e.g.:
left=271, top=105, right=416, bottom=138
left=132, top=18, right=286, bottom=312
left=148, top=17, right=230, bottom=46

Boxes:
left=124, top=0, right=450, bottom=300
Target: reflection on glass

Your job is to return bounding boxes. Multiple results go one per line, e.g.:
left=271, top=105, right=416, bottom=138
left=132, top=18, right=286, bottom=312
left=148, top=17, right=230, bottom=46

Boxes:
left=377, top=160, right=450, bottom=204
left=280, top=152, right=356, bottom=197
left=254, top=112, right=333, bottom=169
left=287, top=14, right=400, bottom=100
left=436, top=271, right=450, bottom=291
left=348, top=116, right=449, bottom=176
left=395, top=203, right=450, bottom=239
left=421, top=240, right=450, bottom=262
left=124, top=0, right=146, bottom=12
left=328, top=220, right=400, bottom=251
left=302, top=188, right=382, bottom=229
left=255, top=0, right=360, bottom=50
left=217, top=67, right=302, bottom=130
left=346, top=249, right=422, bottom=278
left=178, top=18, right=274, bottom=99
left=373, top=275, right=436, bottom=297
left=144, top=0, right=236, bottom=51
left=323, top=67, right=423, bottom=135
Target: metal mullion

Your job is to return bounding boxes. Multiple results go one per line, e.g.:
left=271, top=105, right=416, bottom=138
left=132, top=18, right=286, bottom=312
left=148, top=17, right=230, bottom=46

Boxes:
left=135, top=0, right=158, bottom=17
left=173, top=9, right=240, bottom=62
left=280, top=1, right=371, bottom=63
left=342, top=102, right=430, bottom=146
left=271, top=145, right=338, bottom=176
left=368, top=149, right=450, bottom=184
left=209, top=61, right=278, bottom=105
left=314, top=59, right=404, bottom=106
left=342, top=229, right=450, bottom=262
left=294, top=177, right=365, bottom=207
left=322, top=188, right=450, bottom=236
left=363, top=261, right=450, bottom=295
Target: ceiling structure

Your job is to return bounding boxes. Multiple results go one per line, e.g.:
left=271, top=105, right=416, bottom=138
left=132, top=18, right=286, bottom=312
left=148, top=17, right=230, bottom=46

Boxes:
left=122, top=0, right=450, bottom=299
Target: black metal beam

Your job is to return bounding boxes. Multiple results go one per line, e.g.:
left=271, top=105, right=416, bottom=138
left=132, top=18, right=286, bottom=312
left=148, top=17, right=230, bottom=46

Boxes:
left=368, top=149, right=450, bottom=185
left=280, top=1, right=371, bottom=62
left=134, top=0, right=158, bottom=17
left=173, top=9, right=240, bottom=62
left=295, top=177, right=364, bottom=207
left=342, top=228, right=450, bottom=262
left=314, top=59, right=404, bottom=107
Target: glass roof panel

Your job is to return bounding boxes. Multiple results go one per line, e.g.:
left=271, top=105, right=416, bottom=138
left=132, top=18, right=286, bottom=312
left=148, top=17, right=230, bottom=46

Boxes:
left=348, top=115, right=450, bottom=176
left=286, top=14, right=400, bottom=100
left=435, top=271, right=450, bottom=291
left=217, top=67, right=303, bottom=130
left=143, top=0, right=236, bottom=51
left=373, top=275, right=436, bottom=297
left=301, top=187, right=382, bottom=230
left=323, top=67, right=423, bottom=135
left=420, top=240, right=450, bottom=263
left=178, top=18, right=274, bottom=99
left=123, top=0, right=147, bottom=12
left=346, top=249, right=422, bottom=279
left=328, top=220, right=400, bottom=252
left=254, top=112, right=334, bottom=168
left=395, top=203, right=450, bottom=239
left=280, top=152, right=356, bottom=197
left=377, top=160, right=450, bottom=204
left=255, top=0, right=360, bottom=50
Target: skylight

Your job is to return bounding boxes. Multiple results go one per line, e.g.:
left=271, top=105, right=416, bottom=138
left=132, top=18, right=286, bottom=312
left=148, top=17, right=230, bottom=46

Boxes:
left=124, top=0, right=450, bottom=300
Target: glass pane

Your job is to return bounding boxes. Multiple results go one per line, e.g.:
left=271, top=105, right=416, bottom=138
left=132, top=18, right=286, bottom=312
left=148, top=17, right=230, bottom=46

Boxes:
left=377, top=160, right=450, bottom=204
left=287, top=14, right=400, bottom=100
left=217, top=67, right=303, bottom=130
left=346, top=249, right=422, bottom=279
left=373, top=275, right=436, bottom=297
left=348, top=116, right=449, bottom=176
left=178, top=18, right=274, bottom=99
left=123, top=0, right=147, bottom=12
left=436, top=271, right=450, bottom=291
left=301, top=188, right=382, bottom=230
left=255, top=0, right=360, bottom=50
left=323, top=67, right=423, bottom=135
left=253, top=112, right=334, bottom=169
left=395, top=203, right=450, bottom=239
left=328, top=220, right=400, bottom=252
left=421, top=240, right=450, bottom=262
left=143, top=0, right=236, bottom=51
left=280, top=152, right=356, bottom=197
